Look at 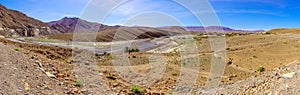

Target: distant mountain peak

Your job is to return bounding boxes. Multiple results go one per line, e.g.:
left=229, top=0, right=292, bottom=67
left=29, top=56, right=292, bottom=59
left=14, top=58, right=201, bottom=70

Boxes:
left=47, top=17, right=110, bottom=33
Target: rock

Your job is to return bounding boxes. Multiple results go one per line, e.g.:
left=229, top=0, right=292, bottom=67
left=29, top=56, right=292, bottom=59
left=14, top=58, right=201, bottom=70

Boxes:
left=112, top=83, right=119, bottom=87
left=45, top=72, right=56, bottom=78
left=24, top=82, right=30, bottom=91
left=36, top=61, right=42, bottom=67
left=282, top=72, right=296, bottom=79
left=106, top=75, right=116, bottom=80
left=72, top=88, right=81, bottom=93
left=56, top=73, right=65, bottom=78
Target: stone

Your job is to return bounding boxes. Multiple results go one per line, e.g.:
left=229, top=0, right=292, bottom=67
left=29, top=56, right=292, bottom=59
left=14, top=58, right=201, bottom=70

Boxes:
left=56, top=73, right=65, bottom=78
left=282, top=72, right=296, bottom=79
left=112, top=83, right=119, bottom=87
left=25, top=82, right=30, bottom=91
left=45, top=72, right=56, bottom=78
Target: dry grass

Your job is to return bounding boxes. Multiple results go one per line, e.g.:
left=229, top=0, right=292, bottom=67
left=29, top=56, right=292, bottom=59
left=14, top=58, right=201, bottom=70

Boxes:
left=268, top=28, right=300, bottom=34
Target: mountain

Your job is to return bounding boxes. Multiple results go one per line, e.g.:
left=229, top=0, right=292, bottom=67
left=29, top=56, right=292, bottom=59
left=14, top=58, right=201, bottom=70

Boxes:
left=46, top=17, right=186, bottom=41
left=47, top=17, right=117, bottom=33
left=0, top=4, right=58, bottom=37
left=184, top=26, right=264, bottom=33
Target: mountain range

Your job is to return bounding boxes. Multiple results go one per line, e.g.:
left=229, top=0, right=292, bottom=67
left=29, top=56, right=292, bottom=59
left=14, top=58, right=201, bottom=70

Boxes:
left=0, top=4, right=264, bottom=38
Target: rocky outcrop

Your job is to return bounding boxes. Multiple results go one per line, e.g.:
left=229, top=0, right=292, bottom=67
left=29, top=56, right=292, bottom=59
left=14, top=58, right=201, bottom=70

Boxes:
left=0, top=4, right=59, bottom=37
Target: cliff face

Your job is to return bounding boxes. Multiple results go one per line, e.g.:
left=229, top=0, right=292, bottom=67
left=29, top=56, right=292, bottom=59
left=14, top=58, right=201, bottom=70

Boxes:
left=0, top=4, right=58, bottom=37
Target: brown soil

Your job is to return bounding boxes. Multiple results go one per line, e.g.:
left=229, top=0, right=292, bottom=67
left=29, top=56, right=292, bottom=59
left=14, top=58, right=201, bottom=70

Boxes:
left=268, top=28, right=300, bottom=35
left=0, top=32, right=299, bottom=94
left=0, top=38, right=82, bottom=94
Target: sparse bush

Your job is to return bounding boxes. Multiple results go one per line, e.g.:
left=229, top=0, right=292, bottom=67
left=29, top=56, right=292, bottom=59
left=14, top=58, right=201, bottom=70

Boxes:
left=125, top=47, right=140, bottom=53
left=14, top=48, right=20, bottom=51
left=257, top=66, right=265, bottom=72
left=95, top=53, right=101, bottom=56
left=167, top=90, right=172, bottom=94
left=103, top=51, right=107, bottom=55
left=227, top=58, right=233, bottom=65
left=253, top=56, right=257, bottom=58
left=131, top=86, right=142, bottom=93
left=226, top=48, right=230, bottom=50
left=74, top=80, right=83, bottom=87
left=172, top=72, right=179, bottom=76
left=64, top=68, right=69, bottom=71
left=129, top=48, right=140, bottom=52
left=265, top=32, right=272, bottom=35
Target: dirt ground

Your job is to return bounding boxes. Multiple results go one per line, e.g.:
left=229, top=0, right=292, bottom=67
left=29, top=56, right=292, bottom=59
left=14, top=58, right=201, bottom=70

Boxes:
left=0, top=32, right=300, bottom=94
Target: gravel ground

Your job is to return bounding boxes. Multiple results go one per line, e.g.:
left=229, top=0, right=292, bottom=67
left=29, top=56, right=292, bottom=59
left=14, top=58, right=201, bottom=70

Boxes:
left=193, top=61, right=300, bottom=94
left=0, top=43, right=65, bottom=94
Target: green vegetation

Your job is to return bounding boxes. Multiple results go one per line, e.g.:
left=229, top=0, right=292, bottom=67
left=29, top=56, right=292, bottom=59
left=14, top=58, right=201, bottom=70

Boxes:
left=171, top=72, right=179, bottom=76
left=167, top=89, right=173, bottom=94
left=226, top=33, right=238, bottom=37
left=74, top=80, right=83, bottom=87
left=265, top=32, right=272, bottom=35
left=125, top=47, right=140, bottom=53
left=95, top=53, right=101, bottom=56
left=257, top=66, right=265, bottom=72
left=226, top=48, right=230, bottom=50
left=14, top=48, right=20, bottom=51
left=64, top=68, right=69, bottom=71
left=130, top=86, right=142, bottom=93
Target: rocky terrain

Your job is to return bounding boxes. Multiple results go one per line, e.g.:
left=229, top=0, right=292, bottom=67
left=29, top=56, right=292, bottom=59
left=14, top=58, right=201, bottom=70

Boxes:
left=0, top=42, right=65, bottom=94
left=198, top=61, right=300, bottom=94
left=1, top=3, right=300, bottom=95
left=0, top=4, right=59, bottom=37
left=47, top=17, right=116, bottom=33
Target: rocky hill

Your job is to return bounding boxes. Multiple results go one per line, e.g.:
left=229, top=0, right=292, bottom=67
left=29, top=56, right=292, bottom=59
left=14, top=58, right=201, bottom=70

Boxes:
left=46, top=17, right=187, bottom=42
left=0, top=4, right=58, bottom=37
left=47, top=17, right=117, bottom=33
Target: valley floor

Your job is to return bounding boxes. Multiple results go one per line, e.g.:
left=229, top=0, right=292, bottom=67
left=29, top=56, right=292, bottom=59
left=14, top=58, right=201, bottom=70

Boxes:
left=0, top=33, right=299, bottom=94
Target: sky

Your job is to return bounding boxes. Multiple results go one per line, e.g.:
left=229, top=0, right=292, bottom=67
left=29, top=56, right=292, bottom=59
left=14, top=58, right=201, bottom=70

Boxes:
left=1, top=0, right=300, bottom=30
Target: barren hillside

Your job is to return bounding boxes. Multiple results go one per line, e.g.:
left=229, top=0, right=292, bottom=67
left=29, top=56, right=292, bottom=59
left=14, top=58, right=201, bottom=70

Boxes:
left=0, top=4, right=59, bottom=37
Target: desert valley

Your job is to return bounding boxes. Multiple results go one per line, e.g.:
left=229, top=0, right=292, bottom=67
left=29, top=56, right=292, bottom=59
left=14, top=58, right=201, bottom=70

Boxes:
left=0, top=2, right=300, bottom=95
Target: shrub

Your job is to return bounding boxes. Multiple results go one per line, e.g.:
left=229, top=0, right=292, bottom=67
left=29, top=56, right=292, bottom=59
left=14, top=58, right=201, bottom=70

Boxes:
left=227, top=58, right=233, bottom=65
left=257, top=66, right=265, bottom=72
left=14, top=48, right=20, bottom=51
left=253, top=56, right=257, bottom=58
left=265, top=32, right=272, bottom=35
left=131, top=86, right=142, bottom=93
left=167, top=90, right=172, bottom=94
left=171, top=72, right=179, bottom=76
left=226, top=48, right=230, bottom=50
left=95, top=53, right=101, bottom=56
left=74, top=80, right=83, bottom=87
left=125, top=47, right=140, bottom=53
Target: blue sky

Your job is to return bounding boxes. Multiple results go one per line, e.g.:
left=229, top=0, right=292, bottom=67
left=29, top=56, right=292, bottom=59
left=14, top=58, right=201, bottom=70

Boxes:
left=1, top=0, right=300, bottom=30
